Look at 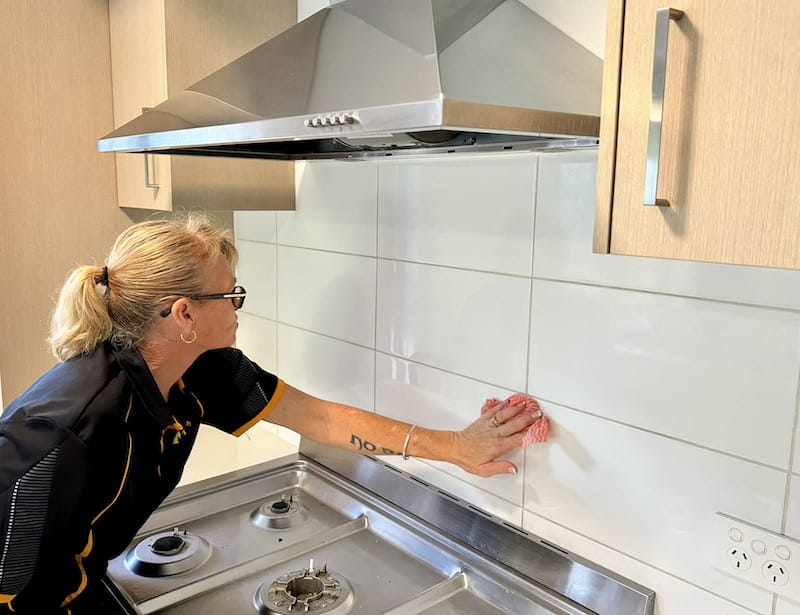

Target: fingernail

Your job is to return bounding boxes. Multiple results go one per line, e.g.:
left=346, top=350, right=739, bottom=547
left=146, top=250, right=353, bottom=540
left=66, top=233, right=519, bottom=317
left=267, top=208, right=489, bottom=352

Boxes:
left=508, top=466, right=517, bottom=475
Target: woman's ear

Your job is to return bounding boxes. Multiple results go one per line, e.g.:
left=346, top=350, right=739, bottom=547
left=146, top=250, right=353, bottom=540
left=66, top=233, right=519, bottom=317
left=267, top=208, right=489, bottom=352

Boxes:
left=170, top=298, right=195, bottom=326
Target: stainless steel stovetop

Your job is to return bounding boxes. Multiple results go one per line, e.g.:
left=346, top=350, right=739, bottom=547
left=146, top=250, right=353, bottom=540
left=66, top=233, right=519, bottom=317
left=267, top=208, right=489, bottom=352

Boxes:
left=104, top=440, right=654, bottom=615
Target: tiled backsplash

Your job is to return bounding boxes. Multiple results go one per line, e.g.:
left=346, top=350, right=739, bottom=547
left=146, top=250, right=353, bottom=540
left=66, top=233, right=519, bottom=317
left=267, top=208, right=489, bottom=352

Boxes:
left=233, top=151, right=800, bottom=615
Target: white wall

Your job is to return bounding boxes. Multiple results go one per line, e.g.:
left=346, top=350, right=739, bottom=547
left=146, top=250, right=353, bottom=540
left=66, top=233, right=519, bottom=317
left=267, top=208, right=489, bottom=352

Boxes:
left=234, top=151, right=800, bottom=615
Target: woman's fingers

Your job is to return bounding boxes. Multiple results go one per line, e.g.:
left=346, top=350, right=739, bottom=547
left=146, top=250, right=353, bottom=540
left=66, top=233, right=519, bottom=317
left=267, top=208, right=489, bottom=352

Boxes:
left=474, top=460, right=518, bottom=477
left=496, top=409, right=541, bottom=437
left=487, top=403, right=540, bottom=435
left=492, top=399, right=539, bottom=425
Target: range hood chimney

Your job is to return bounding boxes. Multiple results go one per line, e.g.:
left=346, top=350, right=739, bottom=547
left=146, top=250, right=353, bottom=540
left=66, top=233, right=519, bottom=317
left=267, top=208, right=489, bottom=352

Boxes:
left=98, top=0, right=602, bottom=160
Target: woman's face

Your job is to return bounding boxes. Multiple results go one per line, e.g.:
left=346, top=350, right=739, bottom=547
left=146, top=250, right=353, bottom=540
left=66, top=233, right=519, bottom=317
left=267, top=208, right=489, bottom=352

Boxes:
left=194, top=258, right=239, bottom=351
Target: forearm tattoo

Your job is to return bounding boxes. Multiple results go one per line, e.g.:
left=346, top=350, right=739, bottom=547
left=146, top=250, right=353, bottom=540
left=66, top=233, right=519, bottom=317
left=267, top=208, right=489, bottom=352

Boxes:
left=350, top=434, right=400, bottom=455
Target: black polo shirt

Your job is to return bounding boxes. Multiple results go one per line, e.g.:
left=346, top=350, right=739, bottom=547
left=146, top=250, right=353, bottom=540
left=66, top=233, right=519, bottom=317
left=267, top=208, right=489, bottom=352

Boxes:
left=0, top=342, right=284, bottom=614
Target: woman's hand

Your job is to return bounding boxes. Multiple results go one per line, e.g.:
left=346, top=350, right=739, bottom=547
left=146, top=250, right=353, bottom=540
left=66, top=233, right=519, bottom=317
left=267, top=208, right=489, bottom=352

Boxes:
left=450, top=398, right=543, bottom=477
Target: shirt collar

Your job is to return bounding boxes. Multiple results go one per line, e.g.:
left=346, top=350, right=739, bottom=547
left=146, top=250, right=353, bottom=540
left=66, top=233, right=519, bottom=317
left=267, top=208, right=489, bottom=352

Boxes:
left=108, top=342, right=176, bottom=429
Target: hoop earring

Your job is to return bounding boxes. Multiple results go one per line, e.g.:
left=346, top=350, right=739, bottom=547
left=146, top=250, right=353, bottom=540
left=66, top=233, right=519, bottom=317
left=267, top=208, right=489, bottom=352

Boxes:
left=180, top=331, right=197, bottom=344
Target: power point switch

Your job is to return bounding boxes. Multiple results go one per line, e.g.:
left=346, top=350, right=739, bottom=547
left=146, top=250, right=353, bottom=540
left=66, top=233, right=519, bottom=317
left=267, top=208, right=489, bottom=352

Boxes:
left=715, top=512, right=800, bottom=600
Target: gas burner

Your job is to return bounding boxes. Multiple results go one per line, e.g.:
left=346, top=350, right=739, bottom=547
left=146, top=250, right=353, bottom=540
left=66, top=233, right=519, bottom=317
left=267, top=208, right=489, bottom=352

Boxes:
left=124, top=528, right=212, bottom=577
left=251, top=494, right=309, bottom=530
left=254, top=559, right=354, bottom=615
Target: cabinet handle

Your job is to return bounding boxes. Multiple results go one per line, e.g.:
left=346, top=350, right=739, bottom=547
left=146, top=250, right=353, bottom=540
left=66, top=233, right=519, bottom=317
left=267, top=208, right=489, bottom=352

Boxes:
left=644, top=7, right=683, bottom=207
left=143, top=153, right=159, bottom=189
left=140, top=107, right=159, bottom=190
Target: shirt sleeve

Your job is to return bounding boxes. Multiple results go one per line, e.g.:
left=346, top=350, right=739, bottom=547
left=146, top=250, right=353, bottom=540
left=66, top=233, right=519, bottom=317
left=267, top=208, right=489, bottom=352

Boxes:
left=180, top=348, right=285, bottom=436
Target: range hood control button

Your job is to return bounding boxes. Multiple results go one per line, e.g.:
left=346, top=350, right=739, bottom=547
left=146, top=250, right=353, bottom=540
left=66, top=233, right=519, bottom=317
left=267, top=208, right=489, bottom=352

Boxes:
left=304, top=114, right=355, bottom=128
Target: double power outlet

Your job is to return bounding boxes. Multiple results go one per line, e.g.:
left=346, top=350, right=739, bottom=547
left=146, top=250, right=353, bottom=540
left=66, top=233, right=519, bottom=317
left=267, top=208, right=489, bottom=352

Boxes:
left=715, top=512, right=800, bottom=599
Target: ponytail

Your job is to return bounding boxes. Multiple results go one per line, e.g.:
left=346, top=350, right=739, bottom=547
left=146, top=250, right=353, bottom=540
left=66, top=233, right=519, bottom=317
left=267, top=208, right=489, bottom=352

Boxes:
left=49, top=265, right=113, bottom=361
left=48, top=214, right=236, bottom=361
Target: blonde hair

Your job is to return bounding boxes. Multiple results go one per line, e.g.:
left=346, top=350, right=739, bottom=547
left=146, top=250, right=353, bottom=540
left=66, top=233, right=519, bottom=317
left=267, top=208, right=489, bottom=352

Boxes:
left=49, top=214, right=237, bottom=361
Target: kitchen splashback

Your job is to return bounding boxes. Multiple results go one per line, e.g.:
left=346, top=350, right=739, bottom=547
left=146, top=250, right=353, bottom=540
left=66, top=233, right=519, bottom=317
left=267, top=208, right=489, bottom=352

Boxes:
left=225, top=150, right=800, bottom=615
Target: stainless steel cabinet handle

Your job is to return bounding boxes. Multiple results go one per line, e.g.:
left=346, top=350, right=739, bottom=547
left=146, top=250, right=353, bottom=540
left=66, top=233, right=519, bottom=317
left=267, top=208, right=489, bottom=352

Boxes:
left=644, top=7, right=683, bottom=207
left=141, top=107, right=159, bottom=190
left=143, top=153, right=159, bottom=189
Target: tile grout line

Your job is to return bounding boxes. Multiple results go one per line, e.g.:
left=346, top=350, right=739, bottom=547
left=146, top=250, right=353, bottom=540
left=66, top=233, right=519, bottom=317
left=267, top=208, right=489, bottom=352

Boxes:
left=533, top=275, right=800, bottom=315
left=521, top=155, right=540, bottom=519
left=273, top=215, right=280, bottom=377
left=780, top=348, right=800, bottom=531
left=373, top=163, right=379, bottom=414
left=235, top=239, right=800, bottom=315
left=274, top=237, right=280, bottom=378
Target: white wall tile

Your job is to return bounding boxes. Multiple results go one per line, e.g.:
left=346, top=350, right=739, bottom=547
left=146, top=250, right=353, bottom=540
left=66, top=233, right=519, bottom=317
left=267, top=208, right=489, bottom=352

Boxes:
left=277, top=324, right=374, bottom=412
left=277, top=246, right=376, bottom=347
left=180, top=423, right=297, bottom=487
left=533, top=150, right=800, bottom=310
left=278, top=160, right=377, bottom=256
left=234, top=211, right=276, bottom=243
left=377, top=154, right=537, bottom=276
left=376, top=260, right=531, bottom=391
left=235, top=312, right=277, bottom=375
left=529, top=279, right=800, bottom=468
left=776, top=476, right=800, bottom=613
left=524, top=402, right=785, bottom=614
left=777, top=597, right=800, bottom=615
left=522, top=511, right=757, bottom=615
left=375, top=353, right=523, bottom=505
left=236, top=240, right=277, bottom=320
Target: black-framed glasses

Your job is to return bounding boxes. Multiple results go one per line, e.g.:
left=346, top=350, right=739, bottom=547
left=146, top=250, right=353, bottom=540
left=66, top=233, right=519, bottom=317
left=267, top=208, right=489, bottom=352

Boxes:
left=159, top=285, right=247, bottom=318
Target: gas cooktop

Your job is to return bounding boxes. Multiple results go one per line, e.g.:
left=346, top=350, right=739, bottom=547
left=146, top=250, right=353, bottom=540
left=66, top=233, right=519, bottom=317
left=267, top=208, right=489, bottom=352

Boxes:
left=103, top=440, right=654, bottom=615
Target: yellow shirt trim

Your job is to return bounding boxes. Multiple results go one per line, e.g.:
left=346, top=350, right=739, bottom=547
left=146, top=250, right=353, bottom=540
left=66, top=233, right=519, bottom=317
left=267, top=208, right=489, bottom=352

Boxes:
left=61, top=399, right=134, bottom=608
left=232, top=379, right=286, bottom=437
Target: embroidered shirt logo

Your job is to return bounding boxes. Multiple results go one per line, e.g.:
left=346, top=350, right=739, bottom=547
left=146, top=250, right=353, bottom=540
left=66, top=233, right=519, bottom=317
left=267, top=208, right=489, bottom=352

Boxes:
left=169, top=420, right=191, bottom=446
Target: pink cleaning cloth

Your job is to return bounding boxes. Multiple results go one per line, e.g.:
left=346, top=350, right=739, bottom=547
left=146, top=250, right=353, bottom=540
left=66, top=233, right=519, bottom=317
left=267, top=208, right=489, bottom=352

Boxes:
left=481, top=393, right=550, bottom=446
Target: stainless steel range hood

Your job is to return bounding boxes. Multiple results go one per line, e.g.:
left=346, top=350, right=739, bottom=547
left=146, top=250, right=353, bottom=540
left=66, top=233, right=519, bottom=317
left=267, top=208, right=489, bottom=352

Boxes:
left=98, top=0, right=603, bottom=161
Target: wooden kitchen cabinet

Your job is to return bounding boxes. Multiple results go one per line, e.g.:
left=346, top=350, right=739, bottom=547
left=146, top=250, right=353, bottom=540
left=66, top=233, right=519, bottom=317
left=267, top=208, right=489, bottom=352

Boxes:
left=594, top=0, right=800, bottom=268
left=109, top=0, right=296, bottom=211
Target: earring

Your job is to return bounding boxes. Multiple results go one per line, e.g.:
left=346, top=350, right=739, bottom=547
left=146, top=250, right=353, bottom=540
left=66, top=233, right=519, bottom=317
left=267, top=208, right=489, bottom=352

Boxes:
left=180, top=331, right=197, bottom=344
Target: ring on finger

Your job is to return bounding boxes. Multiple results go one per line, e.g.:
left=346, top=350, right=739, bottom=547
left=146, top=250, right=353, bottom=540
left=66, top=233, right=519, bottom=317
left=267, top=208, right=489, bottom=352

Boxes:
left=491, top=415, right=501, bottom=428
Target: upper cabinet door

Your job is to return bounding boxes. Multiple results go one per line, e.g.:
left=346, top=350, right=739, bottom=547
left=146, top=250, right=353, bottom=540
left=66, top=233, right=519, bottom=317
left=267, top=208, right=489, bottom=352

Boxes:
left=594, top=0, right=800, bottom=268
left=109, top=0, right=297, bottom=212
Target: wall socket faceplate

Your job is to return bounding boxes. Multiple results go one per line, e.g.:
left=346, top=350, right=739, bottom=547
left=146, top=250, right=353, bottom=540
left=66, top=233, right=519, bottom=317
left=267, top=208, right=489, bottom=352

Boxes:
left=715, top=512, right=800, bottom=599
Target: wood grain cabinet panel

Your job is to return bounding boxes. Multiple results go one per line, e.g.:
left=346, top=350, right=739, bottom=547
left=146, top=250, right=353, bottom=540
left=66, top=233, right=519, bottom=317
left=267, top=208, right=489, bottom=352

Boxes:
left=109, top=0, right=297, bottom=212
left=595, top=0, right=800, bottom=268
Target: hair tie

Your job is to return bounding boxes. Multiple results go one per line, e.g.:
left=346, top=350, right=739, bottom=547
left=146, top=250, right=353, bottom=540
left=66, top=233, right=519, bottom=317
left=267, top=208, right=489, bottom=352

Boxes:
left=98, top=265, right=109, bottom=287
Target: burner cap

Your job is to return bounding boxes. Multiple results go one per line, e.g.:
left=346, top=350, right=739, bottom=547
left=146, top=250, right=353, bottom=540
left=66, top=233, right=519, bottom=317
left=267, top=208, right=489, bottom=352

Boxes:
left=150, top=535, right=185, bottom=556
left=270, top=500, right=291, bottom=514
left=251, top=495, right=309, bottom=530
left=125, top=528, right=212, bottom=577
left=254, top=560, right=354, bottom=615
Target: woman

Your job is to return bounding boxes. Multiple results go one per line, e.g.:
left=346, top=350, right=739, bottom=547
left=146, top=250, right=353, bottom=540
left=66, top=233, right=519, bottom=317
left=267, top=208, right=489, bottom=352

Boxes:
left=0, top=215, right=541, bottom=614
